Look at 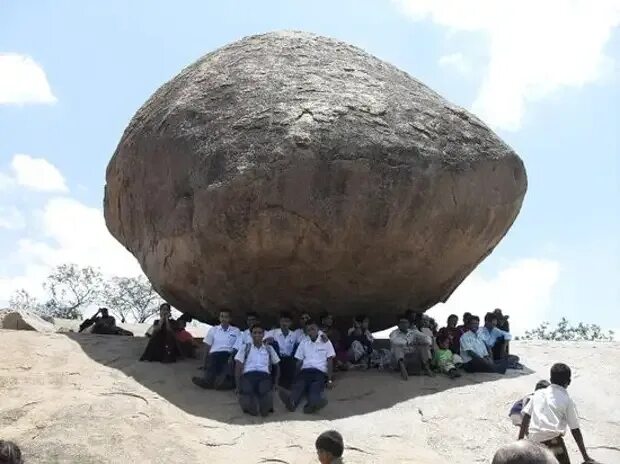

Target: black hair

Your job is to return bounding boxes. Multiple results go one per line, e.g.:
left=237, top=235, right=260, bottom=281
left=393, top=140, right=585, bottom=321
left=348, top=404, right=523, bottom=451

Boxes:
left=250, top=323, right=265, bottom=332
left=315, top=430, right=344, bottom=458
left=448, top=314, right=458, bottom=321
left=0, top=440, right=23, bottom=464
left=160, top=303, right=171, bottom=310
left=535, top=380, right=551, bottom=391
left=436, top=333, right=450, bottom=345
left=305, top=319, right=319, bottom=328
left=469, top=315, right=480, bottom=323
left=279, top=311, right=292, bottom=320
left=550, top=363, right=571, bottom=386
left=397, top=313, right=410, bottom=322
left=492, top=440, right=557, bottom=464
left=219, top=308, right=231, bottom=315
left=178, top=313, right=193, bottom=323
left=485, top=312, right=497, bottom=323
left=100, top=307, right=109, bottom=315
left=319, top=311, right=331, bottom=320
left=246, top=311, right=259, bottom=319
left=354, top=314, right=368, bottom=323
left=463, top=312, right=472, bottom=320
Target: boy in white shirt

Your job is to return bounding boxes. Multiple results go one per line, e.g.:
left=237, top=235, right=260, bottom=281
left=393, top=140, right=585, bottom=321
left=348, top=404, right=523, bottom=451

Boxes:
left=519, top=363, right=594, bottom=464
left=234, top=323, right=280, bottom=417
left=192, top=309, right=240, bottom=390
left=234, top=311, right=259, bottom=352
left=264, top=311, right=300, bottom=389
left=280, top=320, right=335, bottom=414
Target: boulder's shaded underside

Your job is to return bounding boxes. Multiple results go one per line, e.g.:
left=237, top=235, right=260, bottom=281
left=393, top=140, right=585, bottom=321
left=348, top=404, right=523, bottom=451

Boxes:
left=104, top=31, right=527, bottom=329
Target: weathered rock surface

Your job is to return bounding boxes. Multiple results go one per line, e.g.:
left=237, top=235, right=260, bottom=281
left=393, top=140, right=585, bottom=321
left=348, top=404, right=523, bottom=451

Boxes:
left=0, top=308, right=55, bottom=332
left=104, top=31, right=527, bottom=328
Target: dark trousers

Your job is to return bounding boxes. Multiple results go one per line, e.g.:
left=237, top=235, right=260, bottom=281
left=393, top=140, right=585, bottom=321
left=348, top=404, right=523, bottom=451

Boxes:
left=463, top=357, right=507, bottom=374
left=541, top=436, right=570, bottom=464
left=278, top=356, right=297, bottom=390
left=492, top=338, right=507, bottom=360
left=290, top=368, right=327, bottom=408
left=238, top=371, right=273, bottom=416
left=203, top=351, right=234, bottom=389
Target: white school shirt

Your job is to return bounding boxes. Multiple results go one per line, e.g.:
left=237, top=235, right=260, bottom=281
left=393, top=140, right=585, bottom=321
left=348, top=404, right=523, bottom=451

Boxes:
left=294, top=336, right=336, bottom=373
left=203, top=324, right=240, bottom=353
left=266, top=328, right=301, bottom=357
left=522, top=384, right=580, bottom=442
left=233, top=329, right=253, bottom=352
left=234, top=343, right=280, bottom=374
left=459, top=330, right=489, bottom=363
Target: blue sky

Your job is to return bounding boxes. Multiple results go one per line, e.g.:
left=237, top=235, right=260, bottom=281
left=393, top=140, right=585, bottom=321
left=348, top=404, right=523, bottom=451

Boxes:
left=1, top=0, right=618, bottom=334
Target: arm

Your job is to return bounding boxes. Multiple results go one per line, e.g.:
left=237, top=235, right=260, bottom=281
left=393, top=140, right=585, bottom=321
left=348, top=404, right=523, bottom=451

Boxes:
left=570, top=428, right=592, bottom=462
left=518, top=413, right=531, bottom=439
left=326, top=357, right=334, bottom=387
left=389, top=331, right=407, bottom=346
left=272, top=363, right=280, bottom=389
left=234, top=360, right=243, bottom=393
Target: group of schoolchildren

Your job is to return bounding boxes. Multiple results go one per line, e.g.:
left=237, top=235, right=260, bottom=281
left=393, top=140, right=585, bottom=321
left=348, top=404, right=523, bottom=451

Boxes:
left=183, top=306, right=523, bottom=417
left=389, top=308, right=521, bottom=381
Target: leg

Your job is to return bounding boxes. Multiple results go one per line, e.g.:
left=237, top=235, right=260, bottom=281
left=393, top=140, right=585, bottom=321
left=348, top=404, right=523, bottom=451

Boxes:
left=542, top=437, right=571, bottom=464
left=304, top=370, right=328, bottom=413
left=391, top=345, right=409, bottom=380
left=284, top=370, right=309, bottom=411
left=492, top=338, right=506, bottom=360
left=464, top=357, right=497, bottom=373
left=193, top=351, right=228, bottom=388
left=255, top=373, right=274, bottom=416
left=238, top=373, right=259, bottom=416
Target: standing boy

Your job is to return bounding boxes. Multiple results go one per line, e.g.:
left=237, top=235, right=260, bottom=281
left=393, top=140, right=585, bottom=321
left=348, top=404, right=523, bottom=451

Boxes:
left=519, top=363, right=594, bottom=464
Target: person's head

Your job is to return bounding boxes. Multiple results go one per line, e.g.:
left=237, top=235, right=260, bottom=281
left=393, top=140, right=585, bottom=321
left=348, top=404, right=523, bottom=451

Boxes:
left=535, top=379, right=551, bottom=391
left=159, top=303, right=171, bottom=319
left=397, top=314, right=410, bottom=332
left=250, top=323, right=265, bottom=345
left=306, top=320, right=320, bottom=340
left=353, top=314, right=368, bottom=330
left=300, top=312, right=312, bottom=327
left=468, top=315, right=480, bottom=332
left=99, top=308, right=109, bottom=318
left=0, top=440, right=23, bottom=464
left=219, top=309, right=231, bottom=326
left=437, top=333, right=450, bottom=350
left=319, top=311, right=333, bottom=328
left=492, top=441, right=558, bottom=464
left=484, top=312, right=498, bottom=329
left=447, top=314, right=458, bottom=328
left=176, top=319, right=187, bottom=330
left=550, top=363, right=572, bottom=388
left=463, top=312, right=472, bottom=325
left=279, top=311, right=292, bottom=331
left=246, top=311, right=259, bottom=328
left=315, top=430, right=344, bottom=464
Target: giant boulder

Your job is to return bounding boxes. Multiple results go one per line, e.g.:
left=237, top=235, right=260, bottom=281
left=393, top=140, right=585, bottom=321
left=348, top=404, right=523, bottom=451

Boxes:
left=104, top=31, right=527, bottom=329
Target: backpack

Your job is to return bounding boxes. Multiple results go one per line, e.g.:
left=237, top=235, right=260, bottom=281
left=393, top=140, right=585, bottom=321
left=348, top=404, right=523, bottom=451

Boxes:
left=508, top=395, right=531, bottom=426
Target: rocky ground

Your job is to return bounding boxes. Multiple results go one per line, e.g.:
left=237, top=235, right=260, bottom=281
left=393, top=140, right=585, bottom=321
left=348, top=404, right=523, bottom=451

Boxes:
left=1, top=331, right=618, bottom=463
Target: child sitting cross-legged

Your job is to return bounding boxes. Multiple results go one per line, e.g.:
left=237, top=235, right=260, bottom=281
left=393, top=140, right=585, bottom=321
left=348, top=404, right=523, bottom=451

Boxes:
left=433, top=334, right=462, bottom=378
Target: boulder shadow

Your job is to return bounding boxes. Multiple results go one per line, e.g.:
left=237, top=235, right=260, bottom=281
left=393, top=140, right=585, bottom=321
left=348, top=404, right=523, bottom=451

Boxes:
left=65, top=333, right=534, bottom=425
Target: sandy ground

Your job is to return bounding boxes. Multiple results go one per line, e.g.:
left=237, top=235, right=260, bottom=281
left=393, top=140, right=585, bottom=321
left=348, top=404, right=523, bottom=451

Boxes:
left=1, top=330, right=618, bottom=464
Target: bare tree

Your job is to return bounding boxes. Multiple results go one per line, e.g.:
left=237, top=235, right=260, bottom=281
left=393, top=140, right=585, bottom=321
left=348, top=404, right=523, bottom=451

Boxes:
left=103, top=275, right=163, bottom=323
left=9, top=289, right=43, bottom=312
left=43, top=264, right=104, bottom=319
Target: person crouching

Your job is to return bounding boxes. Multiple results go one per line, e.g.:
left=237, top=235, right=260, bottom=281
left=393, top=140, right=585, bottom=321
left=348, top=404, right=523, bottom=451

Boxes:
left=234, top=323, right=280, bottom=417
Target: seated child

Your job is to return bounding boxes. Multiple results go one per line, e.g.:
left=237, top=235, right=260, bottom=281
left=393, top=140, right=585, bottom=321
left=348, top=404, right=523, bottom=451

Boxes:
left=433, top=334, right=461, bottom=378
left=509, top=379, right=550, bottom=426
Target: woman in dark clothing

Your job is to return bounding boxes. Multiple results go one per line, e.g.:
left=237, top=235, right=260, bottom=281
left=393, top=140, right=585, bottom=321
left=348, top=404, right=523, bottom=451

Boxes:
left=140, top=304, right=181, bottom=363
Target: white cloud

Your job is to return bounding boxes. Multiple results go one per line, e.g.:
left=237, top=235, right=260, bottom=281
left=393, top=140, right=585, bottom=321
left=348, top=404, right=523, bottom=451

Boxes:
left=428, top=258, right=561, bottom=335
left=0, top=197, right=143, bottom=305
left=438, top=52, right=472, bottom=75
left=394, top=0, right=620, bottom=130
left=10, top=154, right=69, bottom=192
left=0, top=206, right=26, bottom=230
left=0, top=53, right=57, bottom=105
left=0, top=172, right=15, bottom=190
